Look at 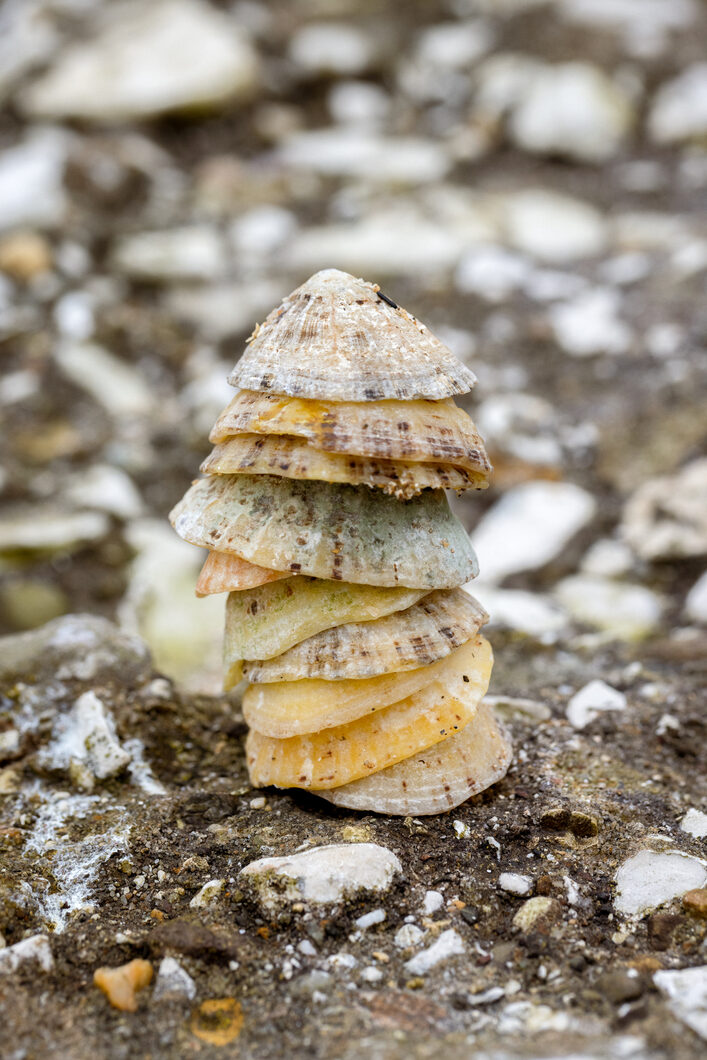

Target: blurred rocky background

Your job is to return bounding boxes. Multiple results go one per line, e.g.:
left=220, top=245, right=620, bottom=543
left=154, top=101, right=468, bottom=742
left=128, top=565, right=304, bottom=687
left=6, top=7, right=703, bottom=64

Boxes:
left=0, top=1, right=706, bottom=1057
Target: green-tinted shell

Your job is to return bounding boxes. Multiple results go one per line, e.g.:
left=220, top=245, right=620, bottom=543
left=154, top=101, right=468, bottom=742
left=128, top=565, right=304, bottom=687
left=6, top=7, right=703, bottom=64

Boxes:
left=243, top=588, right=487, bottom=683
left=169, top=474, right=478, bottom=589
left=222, top=578, right=425, bottom=689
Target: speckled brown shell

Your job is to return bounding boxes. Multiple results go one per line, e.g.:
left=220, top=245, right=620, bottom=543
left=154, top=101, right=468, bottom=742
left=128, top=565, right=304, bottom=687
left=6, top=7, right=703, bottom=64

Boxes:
left=243, top=588, right=488, bottom=683
left=201, top=435, right=486, bottom=498
left=169, top=474, right=478, bottom=589
left=319, top=701, right=512, bottom=815
left=227, top=269, right=477, bottom=401
left=210, top=391, right=491, bottom=476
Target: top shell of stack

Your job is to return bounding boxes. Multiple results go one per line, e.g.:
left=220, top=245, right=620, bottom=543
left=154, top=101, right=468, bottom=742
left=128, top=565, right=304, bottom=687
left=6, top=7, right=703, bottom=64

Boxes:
left=228, top=269, right=477, bottom=401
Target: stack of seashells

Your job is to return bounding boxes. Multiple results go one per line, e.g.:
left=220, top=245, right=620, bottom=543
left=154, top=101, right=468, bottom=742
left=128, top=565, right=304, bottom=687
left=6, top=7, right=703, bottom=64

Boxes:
left=170, top=269, right=511, bottom=815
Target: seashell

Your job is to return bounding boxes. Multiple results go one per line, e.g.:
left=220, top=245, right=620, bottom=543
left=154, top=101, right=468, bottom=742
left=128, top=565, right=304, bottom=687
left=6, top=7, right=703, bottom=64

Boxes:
left=201, top=435, right=486, bottom=499
left=243, top=588, right=487, bottom=684
left=246, top=635, right=492, bottom=790
left=196, top=550, right=290, bottom=596
left=170, top=474, right=478, bottom=588
left=223, top=578, right=426, bottom=690
left=210, top=391, right=491, bottom=476
left=243, top=635, right=485, bottom=738
left=228, top=269, right=477, bottom=401
left=319, top=701, right=512, bottom=816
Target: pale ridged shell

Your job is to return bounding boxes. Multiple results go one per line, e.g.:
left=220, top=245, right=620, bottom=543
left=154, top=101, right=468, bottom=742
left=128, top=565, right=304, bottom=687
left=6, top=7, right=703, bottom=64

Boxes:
left=245, top=635, right=492, bottom=790
left=210, top=391, right=490, bottom=475
left=319, top=701, right=512, bottom=816
left=243, top=636, right=484, bottom=738
left=196, top=550, right=290, bottom=596
left=201, top=435, right=486, bottom=499
left=169, top=474, right=478, bottom=588
left=243, top=588, right=487, bottom=683
left=228, top=269, right=476, bottom=401
left=223, top=578, right=426, bottom=689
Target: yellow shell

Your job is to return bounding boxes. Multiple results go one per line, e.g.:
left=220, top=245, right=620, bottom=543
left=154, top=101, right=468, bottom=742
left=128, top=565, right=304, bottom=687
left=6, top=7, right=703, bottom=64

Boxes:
left=201, top=435, right=486, bottom=499
left=319, top=701, right=512, bottom=816
left=210, top=391, right=490, bottom=475
left=196, top=550, right=290, bottom=596
left=228, top=269, right=476, bottom=401
left=245, top=635, right=492, bottom=790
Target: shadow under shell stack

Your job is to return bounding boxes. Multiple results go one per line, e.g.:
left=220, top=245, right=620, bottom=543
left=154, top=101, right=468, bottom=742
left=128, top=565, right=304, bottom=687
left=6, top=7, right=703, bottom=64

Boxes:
left=170, top=269, right=512, bottom=815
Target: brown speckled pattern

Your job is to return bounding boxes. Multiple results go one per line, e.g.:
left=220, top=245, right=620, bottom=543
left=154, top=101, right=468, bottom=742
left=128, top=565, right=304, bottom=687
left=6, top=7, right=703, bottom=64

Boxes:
left=243, top=588, right=487, bottom=683
left=227, top=269, right=477, bottom=400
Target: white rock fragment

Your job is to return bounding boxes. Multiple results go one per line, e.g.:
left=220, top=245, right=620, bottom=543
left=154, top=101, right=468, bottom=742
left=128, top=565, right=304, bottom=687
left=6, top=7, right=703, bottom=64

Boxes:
left=20, top=0, right=259, bottom=122
left=475, top=391, right=564, bottom=469
left=0, top=509, right=110, bottom=554
left=422, top=891, right=444, bottom=915
left=681, top=809, right=707, bottom=840
left=277, top=130, right=450, bottom=184
left=240, top=844, right=402, bottom=913
left=580, top=538, right=634, bottom=578
left=55, top=343, right=153, bottom=419
left=654, top=967, right=707, bottom=1041
left=403, top=928, right=464, bottom=976
left=41, top=690, right=131, bottom=787
left=394, top=924, right=425, bottom=949
left=0, top=129, right=70, bottom=232
left=555, top=575, right=663, bottom=641
left=467, top=986, right=505, bottom=1006
left=153, top=956, right=197, bottom=1002
left=289, top=23, right=374, bottom=77
left=328, top=81, right=390, bottom=128
left=453, top=820, right=471, bottom=839
left=685, top=572, right=707, bottom=624
left=566, top=680, right=627, bottom=730
left=119, top=520, right=224, bottom=692
left=415, top=20, right=494, bottom=70
left=230, top=207, right=297, bottom=259
left=456, top=245, right=530, bottom=302
left=649, top=63, right=707, bottom=144
left=355, top=909, right=386, bottom=930
left=622, top=460, right=707, bottom=561
left=66, top=465, right=143, bottom=520
left=499, top=873, right=533, bottom=896
left=509, top=62, right=633, bottom=162
left=0, top=935, right=53, bottom=975
left=615, top=850, right=707, bottom=916
left=503, top=189, right=608, bottom=263
left=360, top=965, right=384, bottom=983
left=470, top=481, right=596, bottom=585
left=475, top=587, right=568, bottom=641
left=189, top=879, right=225, bottom=909
left=112, top=227, right=228, bottom=282
left=166, top=279, right=285, bottom=343
left=550, top=288, right=633, bottom=356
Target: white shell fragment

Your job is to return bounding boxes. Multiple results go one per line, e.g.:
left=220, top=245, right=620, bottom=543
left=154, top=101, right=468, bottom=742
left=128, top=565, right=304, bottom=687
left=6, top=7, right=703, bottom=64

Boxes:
left=319, top=702, right=511, bottom=815
left=243, top=588, right=488, bottom=683
left=228, top=269, right=477, bottom=401
left=239, top=843, right=402, bottom=912
left=614, top=850, right=707, bottom=917
left=170, top=474, right=478, bottom=588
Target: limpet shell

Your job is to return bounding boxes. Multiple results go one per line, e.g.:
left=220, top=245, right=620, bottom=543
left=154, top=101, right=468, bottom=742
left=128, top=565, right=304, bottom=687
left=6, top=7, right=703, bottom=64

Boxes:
left=170, top=474, right=478, bottom=588
left=245, top=635, right=492, bottom=790
left=210, top=391, right=490, bottom=475
left=196, top=550, right=290, bottom=596
left=319, top=701, right=512, bottom=816
left=201, top=434, right=486, bottom=499
left=223, top=578, right=425, bottom=690
left=243, top=636, right=486, bottom=738
left=228, top=269, right=476, bottom=401
left=243, top=588, right=487, bottom=683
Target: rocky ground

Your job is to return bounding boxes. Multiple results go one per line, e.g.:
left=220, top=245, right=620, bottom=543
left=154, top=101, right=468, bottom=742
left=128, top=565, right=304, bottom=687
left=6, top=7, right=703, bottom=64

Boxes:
left=0, top=1, right=706, bottom=1057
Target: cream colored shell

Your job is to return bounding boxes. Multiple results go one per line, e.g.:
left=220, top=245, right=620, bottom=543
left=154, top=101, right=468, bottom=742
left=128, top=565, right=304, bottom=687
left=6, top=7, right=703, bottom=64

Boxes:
left=319, top=701, right=512, bottom=815
left=228, top=269, right=477, bottom=401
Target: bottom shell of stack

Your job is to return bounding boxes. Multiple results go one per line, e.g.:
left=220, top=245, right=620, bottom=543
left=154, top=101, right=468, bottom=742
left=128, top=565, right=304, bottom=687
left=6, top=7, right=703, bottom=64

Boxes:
left=244, top=633, right=512, bottom=816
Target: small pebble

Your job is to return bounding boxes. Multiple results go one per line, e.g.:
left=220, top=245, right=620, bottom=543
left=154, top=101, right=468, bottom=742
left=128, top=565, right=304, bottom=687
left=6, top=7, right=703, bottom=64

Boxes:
left=683, top=889, right=707, bottom=920
left=499, top=873, right=533, bottom=896
left=94, top=959, right=153, bottom=1012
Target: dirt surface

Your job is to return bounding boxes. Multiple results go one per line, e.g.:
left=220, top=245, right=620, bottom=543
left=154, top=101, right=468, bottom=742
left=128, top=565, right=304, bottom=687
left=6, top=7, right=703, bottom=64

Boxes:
left=0, top=0, right=706, bottom=1057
